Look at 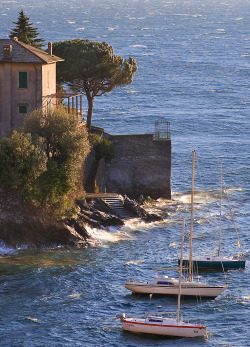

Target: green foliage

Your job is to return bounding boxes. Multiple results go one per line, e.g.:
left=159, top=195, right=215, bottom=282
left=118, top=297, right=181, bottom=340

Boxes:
left=88, top=133, right=102, bottom=146
left=0, top=106, right=90, bottom=217
left=0, top=131, right=47, bottom=192
left=23, top=106, right=90, bottom=171
left=53, top=39, right=138, bottom=129
left=77, top=194, right=86, bottom=200
left=9, top=9, right=45, bottom=48
left=88, top=134, right=115, bottom=163
left=95, top=139, right=115, bottom=163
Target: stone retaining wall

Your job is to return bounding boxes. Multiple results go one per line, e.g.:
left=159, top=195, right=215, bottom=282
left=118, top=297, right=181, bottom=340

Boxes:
left=105, top=134, right=171, bottom=199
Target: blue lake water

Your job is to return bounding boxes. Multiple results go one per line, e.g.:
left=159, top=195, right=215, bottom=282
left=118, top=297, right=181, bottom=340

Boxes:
left=0, top=0, right=249, bottom=346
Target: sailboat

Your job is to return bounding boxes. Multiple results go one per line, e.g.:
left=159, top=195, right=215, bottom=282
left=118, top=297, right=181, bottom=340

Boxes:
left=125, top=270, right=226, bottom=298
left=125, top=150, right=227, bottom=298
left=121, top=217, right=208, bottom=338
left=181, top=151, right=246, bottom=271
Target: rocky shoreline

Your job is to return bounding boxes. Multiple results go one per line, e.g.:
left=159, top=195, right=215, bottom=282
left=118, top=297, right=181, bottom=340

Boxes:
left=0, top=186, right=163, bottom=251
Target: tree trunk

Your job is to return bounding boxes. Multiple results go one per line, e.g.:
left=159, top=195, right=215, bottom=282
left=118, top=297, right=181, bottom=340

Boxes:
left=86, top=91, right=94, bottom=131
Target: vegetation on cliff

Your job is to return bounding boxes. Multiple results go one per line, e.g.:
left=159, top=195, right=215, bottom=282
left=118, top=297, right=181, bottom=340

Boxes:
left=89, top=133, right=115, bottom=163
left=0, top=106, right=90, bottom=217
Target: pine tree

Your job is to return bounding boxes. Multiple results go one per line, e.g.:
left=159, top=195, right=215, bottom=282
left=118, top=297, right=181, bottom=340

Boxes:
left=10, top=9, right=45, bottom=48
left=53, top=39, right=138, bottom=130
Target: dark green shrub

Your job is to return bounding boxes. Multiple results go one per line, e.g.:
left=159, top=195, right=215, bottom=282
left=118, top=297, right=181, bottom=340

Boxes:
left=88, top=134, right=115, bottom=162
left=88, top=133, right=101, bottom=146
left=95, top=139, right=115, bottom=162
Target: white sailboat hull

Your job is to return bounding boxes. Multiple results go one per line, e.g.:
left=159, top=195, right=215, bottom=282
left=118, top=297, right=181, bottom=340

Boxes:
left=121, top=316, right=207, bottom=338
left=125, top=280, right=226, bottom=298
left=121, top=216, right=207, bottom=339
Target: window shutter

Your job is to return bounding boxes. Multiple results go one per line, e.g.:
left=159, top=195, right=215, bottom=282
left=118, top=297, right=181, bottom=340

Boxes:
left=19, top=105, right=27, bottom=114
left=19, top=72, right=27, bottom=88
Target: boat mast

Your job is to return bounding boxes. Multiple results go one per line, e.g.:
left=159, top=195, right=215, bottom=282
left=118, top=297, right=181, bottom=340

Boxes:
left=177, top=216, right=185, bottom=322
left=218, top=160, right=222, bottom=256
left=189, top=150, right=195, bottom=282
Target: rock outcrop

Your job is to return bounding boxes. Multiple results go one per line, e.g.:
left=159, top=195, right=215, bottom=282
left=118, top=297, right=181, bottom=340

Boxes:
left=0, top=186, right=163, bottom=250
left=75, top=198, right=124, bottom=228
left=123, top=196, right=163, bottom=222
left=0, top=186, right=94, bottom=249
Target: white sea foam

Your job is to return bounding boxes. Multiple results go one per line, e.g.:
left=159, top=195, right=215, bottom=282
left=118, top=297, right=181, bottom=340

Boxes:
left=130, top=45, right=147, bottom=49
left=85, top=225, right=131, bottom=243
left=226, top=187, right=243, bottom=192
left=242, top=296, right=250, bottom=301
left=122, top=218, right=159, bottom=233
left=196, top=214, right=217, bottom=225
left=126, top=90, right=139, bottom=94
left=216, top=29, right=225, bottom=33
left=173, top=191, right=218, bottom=205
left=26, top=317, right=39, bottom=323
left=68, top=293, right=82, bottom=298
left=125, top=259, right=144, bottom=265
left=129, top=17, right=145, bottom=21
left=40, top=296, right=60, bottom=301
left=0, top=242, right=17, bottom=256
left=169, top=242, right=178, bottom=248
left=40, top=296, right=53, bottom=301
left=192, top=233, right=206, bottom=240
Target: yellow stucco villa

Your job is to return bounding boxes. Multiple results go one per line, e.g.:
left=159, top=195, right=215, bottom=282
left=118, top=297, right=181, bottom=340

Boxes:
left=0, top=38, right=64, bottom=136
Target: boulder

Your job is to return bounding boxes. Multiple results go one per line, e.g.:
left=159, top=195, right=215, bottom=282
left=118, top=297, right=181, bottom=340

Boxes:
left=124, top=196, right=163, bottom=222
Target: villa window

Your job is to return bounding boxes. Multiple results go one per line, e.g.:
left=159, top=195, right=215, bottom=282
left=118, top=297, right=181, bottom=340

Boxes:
left=19, top=72, right=27, bottom=89
left=19, top=105, right=28, bottom=114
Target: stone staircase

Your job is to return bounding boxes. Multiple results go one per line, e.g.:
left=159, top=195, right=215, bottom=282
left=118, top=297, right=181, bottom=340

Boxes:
left=102, top=196, right=137, bottom=220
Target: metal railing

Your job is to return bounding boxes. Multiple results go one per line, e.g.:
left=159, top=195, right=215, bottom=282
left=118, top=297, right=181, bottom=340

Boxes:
left=154, top=118, right=171, bottom=140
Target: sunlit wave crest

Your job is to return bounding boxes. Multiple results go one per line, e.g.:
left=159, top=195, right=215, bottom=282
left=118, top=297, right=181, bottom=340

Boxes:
left=84, top=225, right=131, bottom=243
left=124, top=260, right=144, bottom=265
left=25, top=317, right=39, bottom=323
